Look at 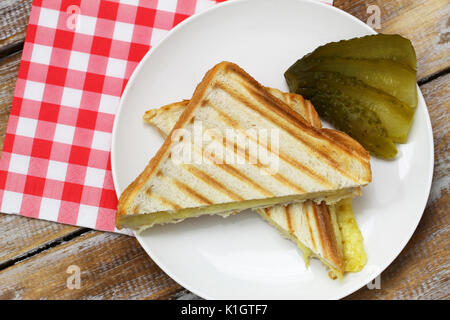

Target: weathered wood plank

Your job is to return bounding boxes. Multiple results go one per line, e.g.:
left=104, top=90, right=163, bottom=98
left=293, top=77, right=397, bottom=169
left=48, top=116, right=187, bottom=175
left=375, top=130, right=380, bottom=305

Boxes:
left=334, top=0, right=450, bottom=80
left=347, top=74, right=450, bottom=300
left=0, top=0, right=32, bottom=53
left=0, top=214, right=80, bottom=265
left=0, top=231, right=184, bottom=299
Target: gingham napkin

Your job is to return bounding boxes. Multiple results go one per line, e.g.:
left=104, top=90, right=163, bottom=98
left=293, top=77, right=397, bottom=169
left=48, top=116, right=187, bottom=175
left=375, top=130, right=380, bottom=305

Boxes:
left=0, top=0, right=333, bottom=233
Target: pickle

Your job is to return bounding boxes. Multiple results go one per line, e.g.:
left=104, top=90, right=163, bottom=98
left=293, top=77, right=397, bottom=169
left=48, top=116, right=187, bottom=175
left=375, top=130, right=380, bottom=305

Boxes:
left=307, top=90, right=398, bottom=159
left=304, top=34, right=416, bottom=70
left=287, top=71, right=414, bottom=143
left=286, top=57, right=418, bottom=108
left=283, top=34, right=418, bottom=158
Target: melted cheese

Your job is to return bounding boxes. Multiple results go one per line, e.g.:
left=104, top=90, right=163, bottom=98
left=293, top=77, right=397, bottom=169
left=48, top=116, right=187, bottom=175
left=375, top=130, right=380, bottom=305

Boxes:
left=336, top=199, right=367, bottom=272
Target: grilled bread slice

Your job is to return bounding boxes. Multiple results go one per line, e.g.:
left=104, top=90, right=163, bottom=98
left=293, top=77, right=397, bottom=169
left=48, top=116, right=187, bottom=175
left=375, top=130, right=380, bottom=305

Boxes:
left=117, top=61, right=371, bottom=235
left=143, top=87, right=366, bottom=277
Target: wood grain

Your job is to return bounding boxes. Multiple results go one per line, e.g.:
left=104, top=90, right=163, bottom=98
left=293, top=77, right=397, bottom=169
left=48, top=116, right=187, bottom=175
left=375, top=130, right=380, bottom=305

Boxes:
left=0, top=0, right=32, bottom=55
left=334, top=0, right=450, bottom=80
left=346, top=74, right=450, bottom=300
left=0, top=214, right=80, bottom=266
left=0, top=231, right=186, bottom=299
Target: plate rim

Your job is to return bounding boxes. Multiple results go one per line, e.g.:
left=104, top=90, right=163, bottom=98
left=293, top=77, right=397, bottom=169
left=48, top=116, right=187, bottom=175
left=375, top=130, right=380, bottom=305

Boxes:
left=111, top=0, right=434, bottom=300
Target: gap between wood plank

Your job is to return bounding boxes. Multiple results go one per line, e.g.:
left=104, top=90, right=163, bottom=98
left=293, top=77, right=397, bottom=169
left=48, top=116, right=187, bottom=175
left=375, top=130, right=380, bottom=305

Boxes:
left=418, top=66, right=450, bottom=86
left=0, top=40, right=23, bottom=60
left=0, top=228, right=91, bottom=271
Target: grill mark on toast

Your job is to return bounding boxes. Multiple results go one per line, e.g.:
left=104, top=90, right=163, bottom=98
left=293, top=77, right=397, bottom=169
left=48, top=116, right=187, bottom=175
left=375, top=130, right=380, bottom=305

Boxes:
left=263, top=208, right=271, bottom=218
left=153, top=194, right=182, bottom=210
left=171, top=177, right=213, bottom=205
left=159, top=170, right=213, bottom=205
left=207, top=101, right=334, bottom=188
left=215, top=81, right=366, bottom=183
left=213, top=162, right=274, bottom=197
left=143, top=110, right=157, bottom=121
left=183, top=165, right=244, bottom=201
left=285, top=205, right=294, bottom=234
left=270, top=170, right=305, bottom=194
left=304, top=202, right=317, bottom=251
left=311, top=203, right=327, bottom=256
left=306, top=100, right=321, bottom=128
left=320, top=128, right=369, bottom=159
left=311, top=202, right=343, bottom=270
left=143, top=187, right=182, bottom=211
left=235, top=144, right=307, bottom=193
left=134, top=189, right=181, bottom=214
left=286, top=94, right=292, bottom=106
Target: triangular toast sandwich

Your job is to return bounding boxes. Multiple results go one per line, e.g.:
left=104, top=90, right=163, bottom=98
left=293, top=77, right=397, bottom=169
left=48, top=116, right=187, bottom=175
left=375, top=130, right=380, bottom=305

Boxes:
left=116, top=62, right=371, bottom=237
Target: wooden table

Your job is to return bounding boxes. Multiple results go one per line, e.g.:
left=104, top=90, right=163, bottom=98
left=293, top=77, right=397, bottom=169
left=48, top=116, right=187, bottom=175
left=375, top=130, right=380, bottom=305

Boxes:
left=0, top=0, right=448, bottom=300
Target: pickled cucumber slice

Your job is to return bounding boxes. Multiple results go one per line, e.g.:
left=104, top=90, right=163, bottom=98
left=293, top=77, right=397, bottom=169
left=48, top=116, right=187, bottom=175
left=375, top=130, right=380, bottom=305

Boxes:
left=287, top=71, right=414, bottom=143
left=305, top=34, right=416, bottom=70
left=307, top=89, right=398, bottom=159
left=286, top=57, right=418, bottom=108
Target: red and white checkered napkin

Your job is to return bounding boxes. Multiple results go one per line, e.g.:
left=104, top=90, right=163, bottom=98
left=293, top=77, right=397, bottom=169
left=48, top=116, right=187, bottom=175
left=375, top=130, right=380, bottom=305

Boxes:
left=0, top=0, right=333, bottom=234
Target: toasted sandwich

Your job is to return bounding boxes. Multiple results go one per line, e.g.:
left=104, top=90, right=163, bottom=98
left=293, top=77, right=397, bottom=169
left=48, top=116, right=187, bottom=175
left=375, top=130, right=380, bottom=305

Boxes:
left=143, top=87, right=366, bottom=277
left=117, top=62, right=371, bottom=258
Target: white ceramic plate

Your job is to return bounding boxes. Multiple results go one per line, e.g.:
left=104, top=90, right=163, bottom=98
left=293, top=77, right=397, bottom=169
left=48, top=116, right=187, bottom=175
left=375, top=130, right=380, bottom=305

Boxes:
left=111, top=0, right=434, bottom=299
